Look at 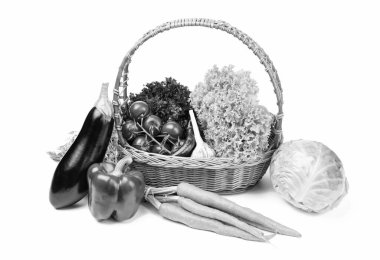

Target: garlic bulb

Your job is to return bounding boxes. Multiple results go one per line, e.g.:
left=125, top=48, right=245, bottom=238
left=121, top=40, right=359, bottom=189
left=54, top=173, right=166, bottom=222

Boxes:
left=189, top=110, right=215, bottom=159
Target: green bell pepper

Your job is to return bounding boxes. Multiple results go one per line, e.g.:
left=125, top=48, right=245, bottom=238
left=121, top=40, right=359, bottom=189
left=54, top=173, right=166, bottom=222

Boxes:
left=87, top=156, right=145, bottom=221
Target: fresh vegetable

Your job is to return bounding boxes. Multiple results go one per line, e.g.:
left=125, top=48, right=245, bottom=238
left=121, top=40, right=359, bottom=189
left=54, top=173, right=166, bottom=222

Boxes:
left=122, top=120, right=140, bottom=141
left=170, top=138, right=185, bottom=154
left=150, top=143, right=171, bottom=155
left=129, top=101, right=150, bottom=121
left=123, top=101, right=189, bottom=155
left=171, top=122, right=196, bottom=156
left=143, top=115, right=162, bottom=136
left=129, top=78, right=191, bottom=128
left=88, top=156, right=145, bottom=221
left=146, top=182, right=301, bottom=237
left=156, top=195, right=274, bottom=242
left=178, top=183, right=300, bottom=237
left=189, top=110, right=215, bottom=158
left=49, top=83, right=114, bottom=209
left=270, top=140, right=348, bottom=213
left=161, top=120, right=184, bottom=141
left=132, top=135, right=151, bottom=152
left=133, top=119, right=172, bottom=155
left=190, top=65, right=274, bottom=161
left=145, top=195, right=265, bottom=242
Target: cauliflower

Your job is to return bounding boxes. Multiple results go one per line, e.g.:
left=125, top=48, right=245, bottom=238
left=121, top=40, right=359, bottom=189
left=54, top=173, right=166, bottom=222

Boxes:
left=190, top=65, right=274, bottom=161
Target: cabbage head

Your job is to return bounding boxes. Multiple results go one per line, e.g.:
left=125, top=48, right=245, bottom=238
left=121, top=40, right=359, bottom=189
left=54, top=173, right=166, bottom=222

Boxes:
left=270, top=140, right=348, bottom=213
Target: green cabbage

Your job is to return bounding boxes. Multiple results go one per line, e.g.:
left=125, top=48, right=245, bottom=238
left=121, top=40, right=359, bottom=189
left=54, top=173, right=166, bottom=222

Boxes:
left=270, top=140, right=348, bottom=213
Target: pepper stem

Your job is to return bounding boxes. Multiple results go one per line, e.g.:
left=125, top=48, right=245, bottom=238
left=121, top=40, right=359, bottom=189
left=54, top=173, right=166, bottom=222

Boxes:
left=112, top=155, right=133, bottom=176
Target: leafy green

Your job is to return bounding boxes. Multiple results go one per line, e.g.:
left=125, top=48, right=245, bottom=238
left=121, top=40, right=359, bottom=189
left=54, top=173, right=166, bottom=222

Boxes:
left=190, top=65, right=274, bottom=161
left=129, top=78, right=191, bottom=128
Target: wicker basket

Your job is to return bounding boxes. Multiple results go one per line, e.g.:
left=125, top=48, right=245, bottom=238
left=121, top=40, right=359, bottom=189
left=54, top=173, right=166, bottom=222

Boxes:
left=112, top=18, right=284, bottom=194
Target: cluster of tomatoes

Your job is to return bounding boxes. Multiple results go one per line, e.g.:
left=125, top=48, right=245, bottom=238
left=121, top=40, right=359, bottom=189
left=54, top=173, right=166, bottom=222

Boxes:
left=121, top=101, right=185, bottom=154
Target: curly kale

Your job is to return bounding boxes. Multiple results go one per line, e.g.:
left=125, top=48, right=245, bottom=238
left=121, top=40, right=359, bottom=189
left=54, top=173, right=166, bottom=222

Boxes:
left=129, top=78, right=191, bottom=128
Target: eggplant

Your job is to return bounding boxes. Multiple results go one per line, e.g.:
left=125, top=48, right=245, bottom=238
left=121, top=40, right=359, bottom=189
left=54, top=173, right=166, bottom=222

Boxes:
left=49, top=83, right=114, bottom=209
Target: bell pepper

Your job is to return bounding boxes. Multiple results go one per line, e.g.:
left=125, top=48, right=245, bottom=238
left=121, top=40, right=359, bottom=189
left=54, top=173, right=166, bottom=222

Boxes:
left=87, top=156, right=145, bottom=221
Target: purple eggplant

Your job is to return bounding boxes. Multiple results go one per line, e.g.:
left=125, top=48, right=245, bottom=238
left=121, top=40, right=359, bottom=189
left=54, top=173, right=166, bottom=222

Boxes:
left=49, top=83, right=114, bottom=209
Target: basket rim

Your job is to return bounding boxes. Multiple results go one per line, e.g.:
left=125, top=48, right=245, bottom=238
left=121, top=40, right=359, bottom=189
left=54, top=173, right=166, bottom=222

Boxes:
left=121, top=142, right=277, bottom=169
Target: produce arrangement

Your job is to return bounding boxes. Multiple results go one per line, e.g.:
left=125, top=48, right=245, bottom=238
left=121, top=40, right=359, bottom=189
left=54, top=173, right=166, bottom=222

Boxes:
left=120, top=100, right=195, bottom=155
left=118, top=78, right=196, bottom=156
left=48, top=18, right=349, bottom=243
left=49, top=68, right=348, bottom=242
left=127, top=77, right=191, bottom=129
left=145, top=183, right=301, bottom=241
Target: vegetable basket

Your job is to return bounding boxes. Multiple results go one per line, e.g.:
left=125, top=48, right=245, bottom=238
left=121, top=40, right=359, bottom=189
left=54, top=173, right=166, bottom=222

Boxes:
left=112, top=18, right=284, bottom=194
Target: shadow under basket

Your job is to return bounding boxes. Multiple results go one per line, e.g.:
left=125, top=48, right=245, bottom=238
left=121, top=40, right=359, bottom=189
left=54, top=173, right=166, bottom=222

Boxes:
left=112, top=18, right=284, bottom=194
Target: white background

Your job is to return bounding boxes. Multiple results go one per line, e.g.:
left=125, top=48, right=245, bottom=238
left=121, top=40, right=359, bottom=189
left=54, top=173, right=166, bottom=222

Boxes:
left=1, top=0, right=379, bottom=259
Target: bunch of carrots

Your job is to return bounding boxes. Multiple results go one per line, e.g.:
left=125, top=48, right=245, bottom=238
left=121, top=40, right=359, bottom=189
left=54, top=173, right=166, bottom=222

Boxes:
left=145, top=182, right=301, bottom=242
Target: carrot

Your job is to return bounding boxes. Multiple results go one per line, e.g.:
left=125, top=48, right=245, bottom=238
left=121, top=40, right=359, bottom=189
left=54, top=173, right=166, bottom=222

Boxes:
left=157, top=195, right=274, bottom=242
left=155, top=200, right=265, bottom=242
left=176, top=182, right=301, bottom=237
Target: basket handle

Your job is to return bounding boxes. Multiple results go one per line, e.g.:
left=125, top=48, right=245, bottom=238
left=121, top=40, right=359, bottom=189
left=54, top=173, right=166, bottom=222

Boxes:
left=113, top=18, right=284, bottom=148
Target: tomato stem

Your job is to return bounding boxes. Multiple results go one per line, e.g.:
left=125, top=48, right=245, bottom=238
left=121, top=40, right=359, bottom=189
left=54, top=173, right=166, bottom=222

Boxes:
left=135, top=121, right=171, bottom=154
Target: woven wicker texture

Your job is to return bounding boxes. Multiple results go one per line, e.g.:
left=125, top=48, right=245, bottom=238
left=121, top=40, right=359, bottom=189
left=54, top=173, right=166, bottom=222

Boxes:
left=112, top=18, right=284, bottom=193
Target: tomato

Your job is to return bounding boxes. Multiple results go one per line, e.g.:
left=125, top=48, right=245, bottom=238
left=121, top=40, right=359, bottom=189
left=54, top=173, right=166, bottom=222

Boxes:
left=143, top=115, right=162, bottom=137
left=150, top=143, right=171, bottom=155
left=129, top=101, right=150, bottom=121
left=171, top=138, right=186, bottom=153
left=132, top=135, right=151, bottom=152
left=161, top=121, right=184, bottom=141
left=121, top=120, right=140, bottom=141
